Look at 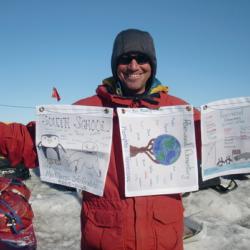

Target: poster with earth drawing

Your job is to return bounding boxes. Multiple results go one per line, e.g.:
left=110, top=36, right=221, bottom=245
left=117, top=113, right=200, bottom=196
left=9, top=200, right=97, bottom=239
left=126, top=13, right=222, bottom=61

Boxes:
left=117, top=105, right=198, bottom=197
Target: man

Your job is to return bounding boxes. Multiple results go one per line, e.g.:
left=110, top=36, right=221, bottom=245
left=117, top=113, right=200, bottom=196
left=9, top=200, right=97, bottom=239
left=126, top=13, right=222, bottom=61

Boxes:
left=75, top=29, right=201, bottom=250
left=0, top=29, right=201, bottom=250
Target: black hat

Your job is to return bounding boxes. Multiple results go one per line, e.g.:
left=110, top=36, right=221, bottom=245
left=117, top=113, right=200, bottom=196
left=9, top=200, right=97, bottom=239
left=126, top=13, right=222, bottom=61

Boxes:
left=111, top=29, right=157, bottom=85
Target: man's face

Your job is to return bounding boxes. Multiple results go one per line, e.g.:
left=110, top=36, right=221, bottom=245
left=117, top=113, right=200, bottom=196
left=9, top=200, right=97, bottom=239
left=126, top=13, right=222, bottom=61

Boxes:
left=117, top=53, right=152, bottom=94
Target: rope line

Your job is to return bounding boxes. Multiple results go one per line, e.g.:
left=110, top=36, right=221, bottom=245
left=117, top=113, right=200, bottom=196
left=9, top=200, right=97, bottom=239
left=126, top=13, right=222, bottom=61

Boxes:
left=0, top=104, right=34, bottom=109
left=1, top=98, right=250, bottom=113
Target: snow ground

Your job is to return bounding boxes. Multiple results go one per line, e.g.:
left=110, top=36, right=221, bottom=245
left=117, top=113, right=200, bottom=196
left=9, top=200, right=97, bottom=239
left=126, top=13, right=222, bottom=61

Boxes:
left=25, top=170, right=250, bottom=250
left=184, top=175, right=250, bottom=250
left=25, top=169, right=81, bottom=250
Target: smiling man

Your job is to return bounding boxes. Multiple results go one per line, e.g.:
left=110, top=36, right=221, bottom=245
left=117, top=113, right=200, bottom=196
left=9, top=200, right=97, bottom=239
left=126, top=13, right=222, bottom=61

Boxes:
left=116, top=53, right=152, bottom=94
left=0, top=29, right=201, bottom=250
left=111, top=29, right=158, bottom=97
left=74, top=29, right=202, bottom=250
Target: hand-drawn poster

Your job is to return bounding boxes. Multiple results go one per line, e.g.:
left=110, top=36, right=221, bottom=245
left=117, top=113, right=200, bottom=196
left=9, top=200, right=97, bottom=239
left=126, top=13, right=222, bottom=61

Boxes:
left=117, top=106, right=198, bottom=197
left=201, top=97, right=250, bottom=180
left=36, top=105, right=113, bottom=196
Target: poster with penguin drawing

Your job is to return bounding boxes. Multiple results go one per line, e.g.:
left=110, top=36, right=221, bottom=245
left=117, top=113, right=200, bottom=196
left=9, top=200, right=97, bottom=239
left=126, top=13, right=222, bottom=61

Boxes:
left=117, top=105, right=198, bottom=197
left=36, top=105, right=113, bottom=196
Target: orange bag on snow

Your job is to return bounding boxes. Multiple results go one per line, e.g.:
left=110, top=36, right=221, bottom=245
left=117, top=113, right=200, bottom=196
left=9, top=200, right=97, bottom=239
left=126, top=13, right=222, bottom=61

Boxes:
left=0, top=177, right=36, bottom=250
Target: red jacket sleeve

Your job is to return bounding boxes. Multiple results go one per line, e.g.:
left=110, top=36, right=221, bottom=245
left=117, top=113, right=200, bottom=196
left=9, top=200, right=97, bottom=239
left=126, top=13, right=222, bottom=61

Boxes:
left=0, top=122, right=37, bottom=168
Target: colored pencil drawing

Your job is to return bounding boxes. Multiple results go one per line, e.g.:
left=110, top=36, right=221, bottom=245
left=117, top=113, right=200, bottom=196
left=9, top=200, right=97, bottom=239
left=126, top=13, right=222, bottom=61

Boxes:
left=130, top=134, right=181, bottom=165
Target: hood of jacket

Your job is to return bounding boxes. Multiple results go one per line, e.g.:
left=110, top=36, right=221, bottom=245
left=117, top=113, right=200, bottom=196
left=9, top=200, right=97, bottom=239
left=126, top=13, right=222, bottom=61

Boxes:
left=96, top=77, right=169, bottom=109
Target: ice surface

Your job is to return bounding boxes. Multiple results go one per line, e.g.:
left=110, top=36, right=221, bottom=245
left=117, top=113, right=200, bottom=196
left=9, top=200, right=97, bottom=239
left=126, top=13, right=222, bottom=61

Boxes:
left=24, top=170, right=250, bottom=250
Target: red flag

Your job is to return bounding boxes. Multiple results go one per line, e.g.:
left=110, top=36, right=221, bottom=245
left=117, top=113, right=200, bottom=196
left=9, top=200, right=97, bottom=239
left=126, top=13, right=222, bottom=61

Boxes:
left=51, top=87, right=61, bottom=101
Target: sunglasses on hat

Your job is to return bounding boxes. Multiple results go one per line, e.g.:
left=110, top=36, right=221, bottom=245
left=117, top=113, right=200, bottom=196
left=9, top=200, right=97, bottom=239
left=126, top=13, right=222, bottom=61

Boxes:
left=118, top=53, right=150, bottom=65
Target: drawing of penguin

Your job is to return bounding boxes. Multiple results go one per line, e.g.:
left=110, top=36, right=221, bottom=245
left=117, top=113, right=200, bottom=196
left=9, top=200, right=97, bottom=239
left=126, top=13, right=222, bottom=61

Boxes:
left=37, top=134, right=66, bottom=161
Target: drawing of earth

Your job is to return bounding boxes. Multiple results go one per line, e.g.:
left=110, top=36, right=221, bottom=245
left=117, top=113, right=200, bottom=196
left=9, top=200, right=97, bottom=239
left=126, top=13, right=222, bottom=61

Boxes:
left=153, top=134, right=181, bottom=165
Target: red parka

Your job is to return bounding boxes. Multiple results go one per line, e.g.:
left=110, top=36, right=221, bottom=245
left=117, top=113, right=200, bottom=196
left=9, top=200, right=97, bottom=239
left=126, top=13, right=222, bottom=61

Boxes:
left=0, top=122, right=37, bottom=168
left=74, top=80, right=201, bottom=250
left=0, top=79, right=201, bottom=250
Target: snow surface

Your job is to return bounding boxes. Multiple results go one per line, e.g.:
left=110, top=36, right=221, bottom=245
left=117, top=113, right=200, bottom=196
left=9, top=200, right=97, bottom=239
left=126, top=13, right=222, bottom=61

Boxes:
left=24, top=170, right=250, bottom=250
left=183, top=175, right=250, bottom=250
left=25, top=169, right=81, bottom=250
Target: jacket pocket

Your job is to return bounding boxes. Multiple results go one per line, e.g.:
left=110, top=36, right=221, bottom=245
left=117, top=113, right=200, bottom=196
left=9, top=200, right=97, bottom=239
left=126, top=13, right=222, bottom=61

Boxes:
left=153, top=205, right=182, bottom=224
left=83, top=209, right=124, bottom=250
left=152, top=207, right=184, bottom=250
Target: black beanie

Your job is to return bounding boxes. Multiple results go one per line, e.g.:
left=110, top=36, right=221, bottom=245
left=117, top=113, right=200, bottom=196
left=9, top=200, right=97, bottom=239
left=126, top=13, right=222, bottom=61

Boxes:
left=111, top=29, right=157, bottom=84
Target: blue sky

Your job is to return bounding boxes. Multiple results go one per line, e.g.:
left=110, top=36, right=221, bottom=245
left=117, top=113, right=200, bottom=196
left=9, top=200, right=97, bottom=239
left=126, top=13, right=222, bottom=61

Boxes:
left=0, top=0, right=250, bottom=123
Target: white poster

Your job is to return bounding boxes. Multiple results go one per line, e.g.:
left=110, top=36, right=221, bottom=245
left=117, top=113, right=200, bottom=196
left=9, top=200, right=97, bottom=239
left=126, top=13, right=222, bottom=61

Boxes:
left=201, top=97, right=250, bottom=180
left=117, top=105, right=198, bottom=197
left=36, top=105, right=113, bottom=196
